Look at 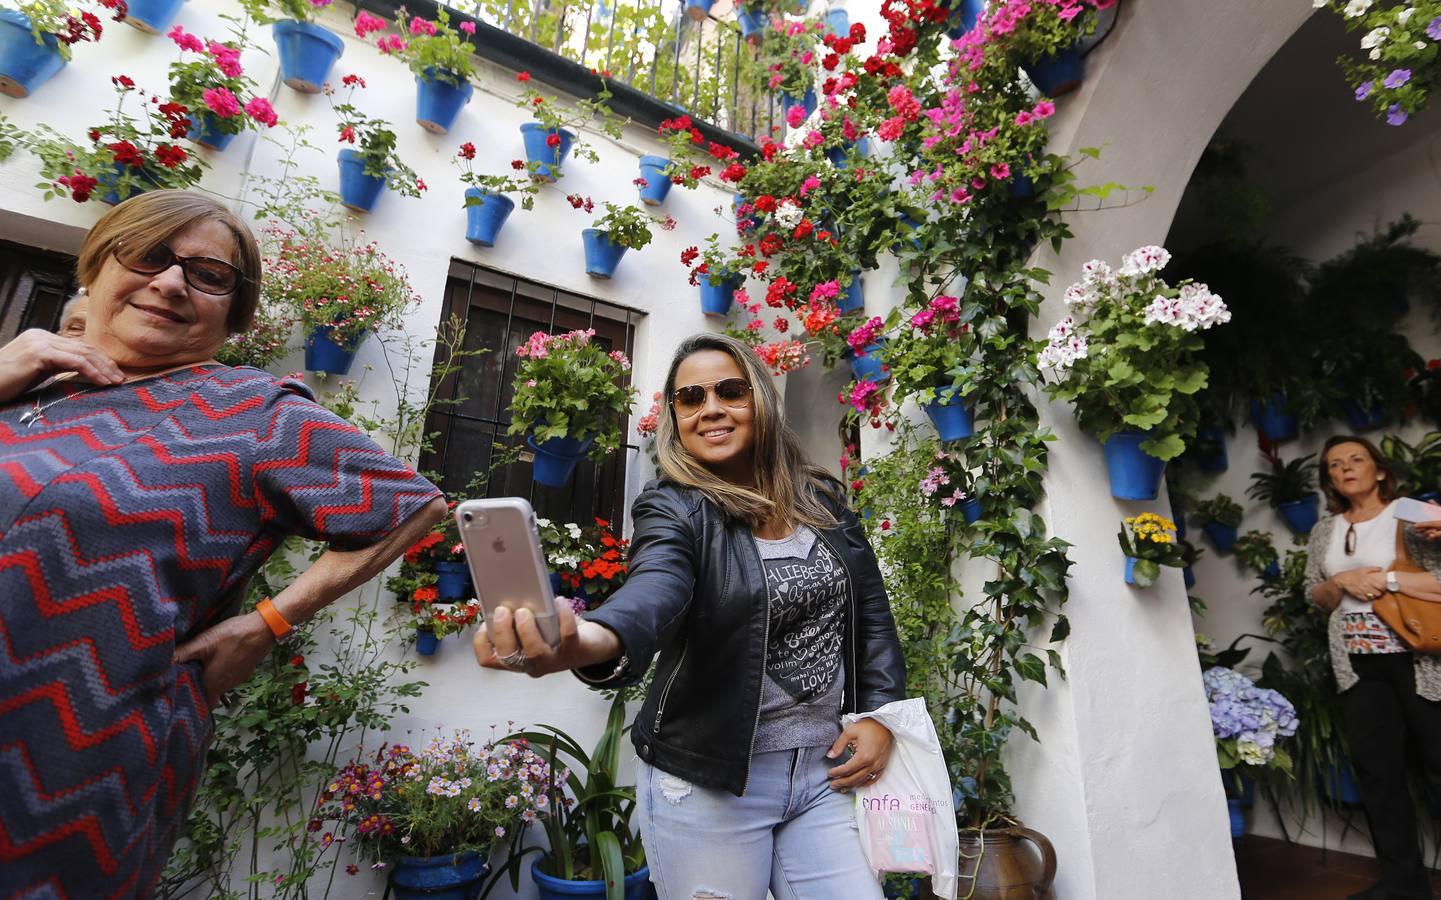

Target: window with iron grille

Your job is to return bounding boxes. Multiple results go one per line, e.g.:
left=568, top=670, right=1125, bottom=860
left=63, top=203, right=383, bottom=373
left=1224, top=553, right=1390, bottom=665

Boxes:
left=421, top=259, right=643, bottom=526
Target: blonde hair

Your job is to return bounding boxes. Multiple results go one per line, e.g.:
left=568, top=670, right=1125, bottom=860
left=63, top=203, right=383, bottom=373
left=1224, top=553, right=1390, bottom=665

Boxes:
left=76, top=190, right=261, bottom=334
left=655, top=333, right=839, bottom=530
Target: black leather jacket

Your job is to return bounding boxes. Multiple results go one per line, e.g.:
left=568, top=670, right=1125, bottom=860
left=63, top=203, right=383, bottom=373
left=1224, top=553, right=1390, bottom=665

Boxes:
left=577, top=478, right=906, bottom=796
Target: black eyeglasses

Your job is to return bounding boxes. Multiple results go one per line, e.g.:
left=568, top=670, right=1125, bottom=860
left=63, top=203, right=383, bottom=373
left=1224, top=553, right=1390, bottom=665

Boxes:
left=672, top=377, right=753, bottom=418
left=115, top=242, right=245, bottom=296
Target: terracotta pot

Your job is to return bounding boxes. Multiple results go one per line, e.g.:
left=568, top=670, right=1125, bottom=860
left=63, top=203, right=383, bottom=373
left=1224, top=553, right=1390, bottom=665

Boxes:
left=957, top=826, right=1057, bottom=899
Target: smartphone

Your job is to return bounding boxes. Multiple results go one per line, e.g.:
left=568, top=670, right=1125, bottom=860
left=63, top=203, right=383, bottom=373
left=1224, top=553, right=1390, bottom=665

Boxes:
left=1395, top=496, right=1441, bottom=523
left=455, top=497, right=561, bottom=649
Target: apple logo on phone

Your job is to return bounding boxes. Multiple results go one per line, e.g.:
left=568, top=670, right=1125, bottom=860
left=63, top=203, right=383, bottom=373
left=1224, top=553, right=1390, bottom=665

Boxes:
left=491, top=538, right=507, bottom=554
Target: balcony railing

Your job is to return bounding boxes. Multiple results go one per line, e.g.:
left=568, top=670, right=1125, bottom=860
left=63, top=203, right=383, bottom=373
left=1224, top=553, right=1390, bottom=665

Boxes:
left=358, top=0, right=808, bottom=152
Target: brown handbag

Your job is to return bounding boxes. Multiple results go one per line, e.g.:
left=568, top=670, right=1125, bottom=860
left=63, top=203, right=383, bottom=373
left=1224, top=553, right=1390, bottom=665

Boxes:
left=1372, top=524, right=1441, bottom=654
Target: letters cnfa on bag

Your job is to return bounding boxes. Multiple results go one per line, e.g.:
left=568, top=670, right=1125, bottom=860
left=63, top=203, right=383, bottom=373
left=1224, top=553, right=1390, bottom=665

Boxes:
left=842, top=698, right=960, bottom=900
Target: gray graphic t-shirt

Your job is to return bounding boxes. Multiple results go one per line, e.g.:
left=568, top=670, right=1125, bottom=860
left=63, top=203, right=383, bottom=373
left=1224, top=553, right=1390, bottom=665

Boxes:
left=752, top=526, right=848, bottom=753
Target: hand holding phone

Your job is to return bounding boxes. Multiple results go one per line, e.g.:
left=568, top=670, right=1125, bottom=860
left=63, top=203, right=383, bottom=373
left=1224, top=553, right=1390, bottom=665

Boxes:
left=456, top=498, right=561, bottom=649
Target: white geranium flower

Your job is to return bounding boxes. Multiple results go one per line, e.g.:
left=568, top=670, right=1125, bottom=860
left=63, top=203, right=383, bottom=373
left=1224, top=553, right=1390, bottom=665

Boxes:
left=1080, top=259, right=1114, bottom=287
left=1063, top=283, right=1096, bottom=310
left=1118, top=244, right=1172, bottom=277
left=1398, top=6, right=1414, bottom=24
left=773, top=202, right=803, bottom=229
left=1344, top=0, right=1371, bottom=16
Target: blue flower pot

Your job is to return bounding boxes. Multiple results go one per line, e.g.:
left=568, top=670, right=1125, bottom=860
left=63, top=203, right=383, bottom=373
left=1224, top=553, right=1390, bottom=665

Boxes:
left=1194, top=425, right=1229, bottom=473
left=1009, top=170, right=1034, bottom=197
left=1250, top=394, right=1298, bottom=444
left=532, top=858, right=655, bottom=900
left=924, top=395, right=974, bottom=442
left=186, top=113, right=236, bottom=151
left=1124, top=556, right=1140, bottom=586
left=1202, top=522, right=1238, bottom=554
left=945, top=0, right=984, bottom=39
left=779, top=88, right=817, bottom=122
left=961, top=497, right=982, bottom=524
left=304, top=325, right=368, bottom=375
left=414, top=627, right=440, bottom=657
left=337, top=148, right=387, bottom=213
left=1227, top=798, right=1246, bottom=839
left=1024, top=44, right=1083, bottom=97
left=838, top=273, right=864, bottom=313
left=825, top=7, right=849, bottom=37
left=98, top=163, right=157, bottom=206
left=124, top=0, right=185, bottom=33
left=273, top=19, right=344, bottom=94
left=520, top=123, right=575, bottom=182
left=464, top=188, right=516, bottom=247
left=392, top=851, right=489, bottom=899
left=1278, top=494, right=1320, bottom=536
left=1184, top=566, right=1196, bottom=589
left=825, top=137, right=870, bottom=169
left=637, top=154, right=672, bottom=206
left=685, top=0, right=715, bottom=19
left=434, top=560, right=471, bottom=600
left=0, top=10, right=64, bottom=99
left=737, top=7, right=768, bottom=40
left=1319, top=761, right=1363, bottom=807
left=700, top=274, right=740, bottom=318
left=582, top=229, right=628, bottom=279
left=528, top=434, right=596, bottom=488
left=416, top=68, right=472, bottom=134
left=1343, top=400, right=1385, bottom=432
left=846, top=341, right=887, bottom=383
left=1262, top=560, right=1281, bottom=578
left=1101, top=430, right=1166, bottom=501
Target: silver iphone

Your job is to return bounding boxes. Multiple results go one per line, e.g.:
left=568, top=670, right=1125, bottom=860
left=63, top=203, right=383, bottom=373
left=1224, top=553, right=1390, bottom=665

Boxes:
left=455, top=497, right=561, bottom=648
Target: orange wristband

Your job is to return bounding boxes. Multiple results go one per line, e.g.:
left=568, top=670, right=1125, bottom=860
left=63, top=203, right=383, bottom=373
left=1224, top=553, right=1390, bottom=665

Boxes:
left=255, top=598, right=293, bottom=639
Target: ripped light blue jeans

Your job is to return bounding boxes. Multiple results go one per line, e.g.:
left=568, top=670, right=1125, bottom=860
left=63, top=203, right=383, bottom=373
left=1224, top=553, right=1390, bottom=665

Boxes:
left=635, top=746, right=885, bottom=900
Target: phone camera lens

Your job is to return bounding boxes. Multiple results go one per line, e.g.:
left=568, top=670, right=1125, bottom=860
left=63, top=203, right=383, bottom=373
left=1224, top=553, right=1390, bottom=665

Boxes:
left=462, top=512, right=473, bottom=523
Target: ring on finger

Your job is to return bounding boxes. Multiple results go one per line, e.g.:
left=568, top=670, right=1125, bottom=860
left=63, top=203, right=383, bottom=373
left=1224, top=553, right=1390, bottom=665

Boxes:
left=867, top=771, right=881, bottom=782
left=497, top=649, right=531, bottom=671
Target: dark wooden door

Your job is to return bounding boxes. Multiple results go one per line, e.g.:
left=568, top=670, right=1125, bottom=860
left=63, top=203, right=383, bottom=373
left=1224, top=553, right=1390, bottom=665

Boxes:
left=0, top=239, right=77, bottom=342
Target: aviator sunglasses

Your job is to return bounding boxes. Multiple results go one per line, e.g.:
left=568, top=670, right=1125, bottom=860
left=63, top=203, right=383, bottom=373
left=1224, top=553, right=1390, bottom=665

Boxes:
left=672, top=377, right=753, bottom=419
left=115, top=241, right=245, bottom=296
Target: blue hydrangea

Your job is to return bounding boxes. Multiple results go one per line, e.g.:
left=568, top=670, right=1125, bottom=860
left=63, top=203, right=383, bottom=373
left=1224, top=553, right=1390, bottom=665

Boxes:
left=1203, top=666, right=1298, bottom=768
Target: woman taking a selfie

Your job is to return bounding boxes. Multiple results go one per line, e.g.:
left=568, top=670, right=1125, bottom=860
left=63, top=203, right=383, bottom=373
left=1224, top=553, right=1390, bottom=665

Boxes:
left=476, top=332, right=905, bottom=899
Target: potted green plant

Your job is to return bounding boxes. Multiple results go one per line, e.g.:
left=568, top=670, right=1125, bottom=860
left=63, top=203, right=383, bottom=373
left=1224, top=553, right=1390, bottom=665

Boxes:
left=758, top=17, right=824, bottom=124
left=1203, top=664, right=1298, bottom=837
left=356, top=6, right=477, bottom=134
left=983, top=0, right=1102, bottom=97
left=681, top=234, right=747, bottom=317
left=317, top=733, right=557, bottom=898
left=453, top=140, right=537, bottom=248
left=1318, top=0, right=1441, bottom=125
left=508, top=328, right=638, bottom=487
left=1247, top=446, right=1319, bottom=536
left=582, top=202, right=666, bottom=279
left=239, top=0, right=345, bottom=94
left=1118, top=512, right=1186, bottom=588
left=1191, top=494, right=1243, bottom=554
left=515, top=77, right=623, bottom=182
left=535, top=516, right=630, bottom=609
left=1381, top=431, right=1441, bottom=501
left=262, top=224, right=420, bottom=375
left=0, top=0, right=124, bottom=97
left=326, top=74, right=425, bottom=212
left=880, top=294, right=980, bottom=442
left=503, top=694, right=649, bottom=900
left=1039, top=244, right=1231, bottom=500
left=214, top=295, right=293, bottom=370
left=1232, top=530, right=1279, bottom=577
left=165, top=24, right=278, bottom=151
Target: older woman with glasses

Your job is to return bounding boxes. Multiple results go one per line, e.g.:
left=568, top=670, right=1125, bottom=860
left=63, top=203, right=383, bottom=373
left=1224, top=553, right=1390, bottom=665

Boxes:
left=1306, top=434, right=1441, bottom=900
left=0, top=191, right=445, bottom=896
left=477, top=332, right=905, bottom=899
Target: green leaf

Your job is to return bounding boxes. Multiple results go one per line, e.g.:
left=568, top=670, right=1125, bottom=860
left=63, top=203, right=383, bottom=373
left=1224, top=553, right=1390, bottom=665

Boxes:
left=1140, top=432, right=1186, bottom=461
left=1014, top=653, right=1047, bottom=687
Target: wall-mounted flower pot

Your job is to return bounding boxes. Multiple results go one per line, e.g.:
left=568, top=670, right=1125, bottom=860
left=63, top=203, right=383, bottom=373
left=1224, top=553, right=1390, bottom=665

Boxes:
left=531, top=858, right=654, bottom=900
left=391, top=851, right=489, bottom=900
left=1124, top=556, right=1141, bottom=586
left=416, top=67, right=472, bottom=134
left=520, top=123, right=575, bottom=182
left=1193, top=425, right=1229, bottom=473
left=0, top=10, right=64, bottom=99
left=637, top=155, right=672, bottom=206
left=187, top=113, right=236, bottom=152
left=924, top=394, right=973, bottom=442
left=414, top=626, right=440, bottom=657
left=1023, top=44, right=1083, bottom=97
left=1183, top=566, right=1196, bottom=589
left=1227, top=798, right=1246, bottom=838
left=1101, top=430, right=1166, bottom=501
left=846, top=341, right=887, bottom=383
left=961, top=497, right=982, bottom=524
left=304, top=325, right=368, bottom=375
left=273, top=19, right=344, bottom=94
left=685, top=0, right=715, bottom=20
left=125, top=0, right=186, bottom=34
left=1262, top=560, right=1281, bottom=578
left=1343, top=400, right=1385, bottom=432
left=737, top=7, right=768, bottom=42
left=700, top=274, right=740, bottom=318
left=464, top=188, right=516, bottom=247
left=1202, top=522, right=1238, bottom=554
left=434, top=560, right=471, bottom=600
left=1277, top=493, right=1320, bottom=535
left=779, top=88, right=817, bottom=122
left=98, top=164, right=157, bottom=206
left=946, top=0, right=984, bottom=39
left=838, top=273, right=864, bottom=313
left=1318, top=761, right=1363, bottom=807
left=529, top=434, right=595, bottom=488
left=824, top=7, right=849, bottom=37
left=582, top=228, right=627, bottom=279
left=825, top=137, right=870, bottom=170
left=1249, top=394, right=1298, bottom=444
left=1009, top=170, right=1035, bottom=198
left=337, top=148, right=387, bottom=212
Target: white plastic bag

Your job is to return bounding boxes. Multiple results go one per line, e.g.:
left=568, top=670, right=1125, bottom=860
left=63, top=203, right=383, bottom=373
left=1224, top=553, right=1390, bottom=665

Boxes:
left=843, top=698, right=959, bottom=900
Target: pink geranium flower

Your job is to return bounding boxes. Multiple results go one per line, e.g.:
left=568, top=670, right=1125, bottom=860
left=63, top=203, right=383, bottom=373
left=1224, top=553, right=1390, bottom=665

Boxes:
left=203, top=87, right=241, bottom=119
left=245, top=97, right=278, bottom=127
left=167, top=24, right=203, bottom=53
left=354, top=11, right=387, bottom=37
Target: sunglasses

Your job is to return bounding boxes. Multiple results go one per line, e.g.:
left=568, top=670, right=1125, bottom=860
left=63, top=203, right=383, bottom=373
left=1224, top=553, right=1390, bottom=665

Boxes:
left=672, top=377, right=753, bottom=418
left=115, top=241, right=245, bottom=296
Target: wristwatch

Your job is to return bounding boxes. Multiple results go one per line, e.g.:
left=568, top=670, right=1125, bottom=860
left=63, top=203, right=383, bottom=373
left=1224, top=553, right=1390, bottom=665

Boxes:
left=1386, top=570, right=1401, bottom=594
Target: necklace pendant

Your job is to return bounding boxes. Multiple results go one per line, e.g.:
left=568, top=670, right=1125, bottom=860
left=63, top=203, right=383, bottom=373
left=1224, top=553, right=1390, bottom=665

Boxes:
left=18, top=409, right=38, bottom=428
